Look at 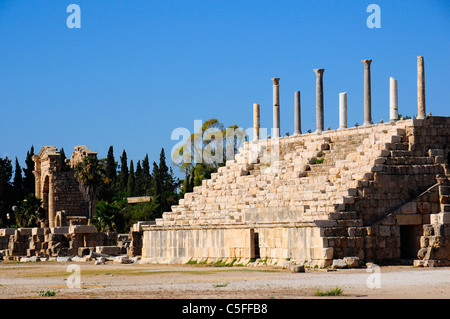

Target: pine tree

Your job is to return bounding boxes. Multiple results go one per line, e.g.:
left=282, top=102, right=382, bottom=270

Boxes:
left=23, top=145, right=35, bottom=195
left=127, top=160, right=135, bottom=197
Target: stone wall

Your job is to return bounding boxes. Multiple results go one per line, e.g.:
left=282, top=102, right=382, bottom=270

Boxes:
left=0, top=226, right=119, bottom=257
left=140, top=117, right=450, bottom=267
left=33, top=145, right=97, bottom=228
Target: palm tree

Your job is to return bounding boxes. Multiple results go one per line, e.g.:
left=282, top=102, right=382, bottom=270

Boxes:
left=74, top=156, right=103, bottom=222
left=15, top=194, right=46, bottom=227
left=91, top=201, right=118, bottom=232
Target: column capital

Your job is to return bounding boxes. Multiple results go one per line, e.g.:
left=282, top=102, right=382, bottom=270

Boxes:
left=271, top=78, right=280, bottom=85
left=361, top=59, right=372, bottom=68
left=313, top=69, right=324, bottom=77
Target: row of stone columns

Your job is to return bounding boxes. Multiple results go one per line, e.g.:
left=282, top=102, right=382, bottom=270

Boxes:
left=252, top=56, right=426, bottom=139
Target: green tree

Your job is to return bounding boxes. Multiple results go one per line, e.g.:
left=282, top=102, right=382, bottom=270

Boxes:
left=59, top=147, right=69, bottom=171
left=74, top=156, right=103, bottom=221
left=119, top=150, right=128, bottom=193
left=105, top=146, right=117, bottom=182
left=0, top=156, right=13, bottom=226
left=13, top=157, right=24, bottom=203
left=91, top=200, right=121, bottom=232
left=151, top=148, right=181, bottom=216
left=15, top=194, right=45, bottom=228
left=134, top=160, right=144, bottom=196
left=127, top=160, right=136, bottom=197
left=23, top=145, right=35, bottom=196
left=141, top=154, right=152, bottom=195
left=172, top=118, right=244, bottom=197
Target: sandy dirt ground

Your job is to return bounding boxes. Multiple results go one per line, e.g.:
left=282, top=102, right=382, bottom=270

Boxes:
left=0, top=261, right=449, bottom=299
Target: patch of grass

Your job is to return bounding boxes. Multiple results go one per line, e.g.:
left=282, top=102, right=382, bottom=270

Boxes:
left=186, top=259, right=198, bottom=265
left=314, top=158, right=324, bottom=164
left=213, top=282, right=229, bottom=288
left=314, top=286, right=343, bottom=296
left=213, top=259, right=238, bottom=267
left=39, top=290, right=56, bottom=297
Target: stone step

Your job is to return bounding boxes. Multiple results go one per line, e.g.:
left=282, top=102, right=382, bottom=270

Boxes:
left=385, top=157, right=434, bottom=165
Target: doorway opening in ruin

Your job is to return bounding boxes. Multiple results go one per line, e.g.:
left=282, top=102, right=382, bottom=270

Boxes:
left=254, top=232, right=260, bottom=259
left=400, top=225, right=420, bottom=260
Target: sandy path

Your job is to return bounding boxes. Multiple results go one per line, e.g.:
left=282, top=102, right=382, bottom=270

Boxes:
left=0, top=262, right=449, bottom=299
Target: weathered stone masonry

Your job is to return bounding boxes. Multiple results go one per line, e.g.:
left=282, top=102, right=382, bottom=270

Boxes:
left=139, top=56, right=449, bottom=267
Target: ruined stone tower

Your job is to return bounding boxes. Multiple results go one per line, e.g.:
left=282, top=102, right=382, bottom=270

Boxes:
left=33, top=145, right=97, bottom=228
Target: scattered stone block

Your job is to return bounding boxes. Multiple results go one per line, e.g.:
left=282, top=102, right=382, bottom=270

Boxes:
left=18, top=228, right=33, bottom=236
left=31, top=228, right=44, bottom=236
left=56, top=256, right=72, bottom=262
left=51, top=227, right=70, bottom=234
left=114, top=256, right=132, bottom=264
left=343, top=256, right=360, bottom=268
left=69, top=225, right=96, bottom=234
left=0, top=228, right=16, bottom=236
left=95, top=246, right=120, bottom=256
left=78, top=247, right=94, bottom=256
left=332, top=259, right=347, bottom=269
left=290, top=264, right=305, bottom=273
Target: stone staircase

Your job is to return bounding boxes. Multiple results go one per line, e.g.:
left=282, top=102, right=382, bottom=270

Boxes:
left=415, top=164, right=450, bottom=266
left=141, top=117, right=449, bottom=266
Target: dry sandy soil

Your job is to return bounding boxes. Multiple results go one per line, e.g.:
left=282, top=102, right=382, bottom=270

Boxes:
left=0, top=261, right=449, bottom=299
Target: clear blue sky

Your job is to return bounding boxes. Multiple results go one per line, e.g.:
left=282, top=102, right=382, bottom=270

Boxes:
left=0, top=0, right=449, bottom=174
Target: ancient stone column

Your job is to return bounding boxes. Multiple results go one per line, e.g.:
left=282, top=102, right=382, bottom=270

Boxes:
left=48, top=179, right=55, bottom=228
left=389, top=77, right=398, bottom=122
left=253, top=103, right=260, bottom=141
left=417, top=56, right=426, bottom=119
left=362, top=59, right=372, bottom=126
left=314, top=69, right=324, bottom=134
left=294, top=91, right=301, bottom=135
left=272, top=78, right=280, bottom=138
left=339, top=92, right=347, bottom=129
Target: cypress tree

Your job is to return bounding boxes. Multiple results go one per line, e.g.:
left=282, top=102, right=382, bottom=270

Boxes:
left=23, top=146, right=35, bottom=195
left=127, top=160, right=135, bottom=197
left=13, top=157, right=24, bottom=203
left=135, top=160, right=143, bottom=196
left=106, top=146, right=117, bottom=182
left=142, top=153, right=151, bottom=194
left=119, top=150, right=128, bottom=193
left=59, top=148, right=68, bottom=171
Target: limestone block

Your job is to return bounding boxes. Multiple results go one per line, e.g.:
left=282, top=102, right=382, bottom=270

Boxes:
left=0, top=228, right=16, bottom=236
left=332, top=259, right=347, bottom=268
left=31, top=228, right=44, bottom=236
left=51, top=227, right=70, bottom=234
left=344, top=256, right=360, bottom=268
left=396, top=214, right=422, bottom=225
left=69, top=225, right=96, bottom=234
left=96, top=246, right=121, bottom=255
left=18, top=228, right=33, bottom=236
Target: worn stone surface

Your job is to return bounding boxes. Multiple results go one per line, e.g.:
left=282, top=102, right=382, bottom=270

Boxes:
left=139, top=116, right=450, bottom=267
left=33, top=145, right=97, bottom=228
